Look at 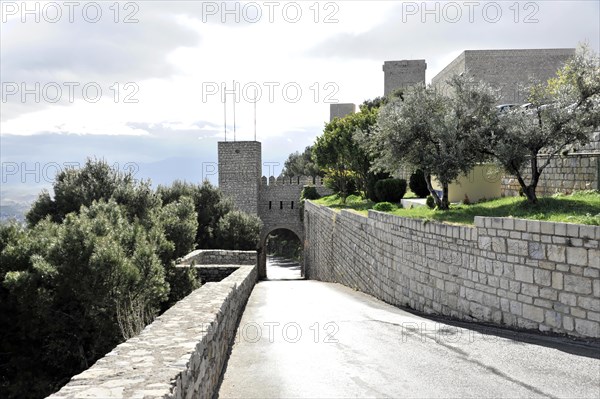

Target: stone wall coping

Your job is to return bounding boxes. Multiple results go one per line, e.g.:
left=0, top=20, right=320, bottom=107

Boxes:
left=307, top=202, right=599, bottom=240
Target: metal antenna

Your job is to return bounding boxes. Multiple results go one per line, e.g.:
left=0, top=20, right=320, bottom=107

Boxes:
left=233, top=80, right=236, bottom=142
left=223, top=88, right=227, bottom=141
left=254, top=94, right=257, bottom=141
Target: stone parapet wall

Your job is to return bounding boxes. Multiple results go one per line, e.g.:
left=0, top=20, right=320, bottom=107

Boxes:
left=501, top=133, right=599, bottom=197
left=304, top=201, right=600, bottom=338
left=180, top=249, right=256, bottom=266
left=48, top=264, right=257, bottom=398
left=501, top=154, right=599, bottom=196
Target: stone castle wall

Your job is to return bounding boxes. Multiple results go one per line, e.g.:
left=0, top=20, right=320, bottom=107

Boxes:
left=258, top=175, right=331, bottom=242
left=304, top=201, right=600, bottom=338
left=48, top=253, right=258, bottom=399
left=432, top=48, right=575, bottom=104
left=501, top=132, right=600, bottom=196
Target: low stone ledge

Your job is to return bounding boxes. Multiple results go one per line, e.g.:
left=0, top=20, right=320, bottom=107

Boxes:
left=181, top=249, right=256, bottom=266
left=48, top=265, right=258, bottom=399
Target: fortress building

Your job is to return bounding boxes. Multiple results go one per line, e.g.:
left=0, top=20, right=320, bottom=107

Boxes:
left=383, top=59, right=427, bottom=96
left=431, top=48, right=576, bottom=104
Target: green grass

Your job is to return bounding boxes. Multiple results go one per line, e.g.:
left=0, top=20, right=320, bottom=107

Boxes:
left=313, top=191, right=600, bottom=225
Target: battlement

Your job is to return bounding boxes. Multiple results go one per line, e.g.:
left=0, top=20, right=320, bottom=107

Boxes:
left=260, top=175, right=325, bottom=187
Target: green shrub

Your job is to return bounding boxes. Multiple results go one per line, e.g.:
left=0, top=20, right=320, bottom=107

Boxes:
left=366, top=171, right=391, bottom=202
left=374, top=178, right=407, bottom=203
left=426, top=195, right=436, bottom=209
left=409, top=169, right=430, bottom=198
left=373, top=202, right=395, bottom=212
left=301, top=186, right=321, bottom=200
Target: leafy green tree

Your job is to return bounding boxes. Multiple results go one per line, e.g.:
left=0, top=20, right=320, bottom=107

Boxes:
left=484, top=46, right=600, bottom=203
left=159, top=196, right=198, bottom=259
left=314, top=110, right=380, bottom=203
left=281, top=146, right=321, bottom=179
left=373, top=76, right=496, bottom=210
left=157, top=180, right=233, bottom=249
left=26, top=159, right=160, bottom=226
left=1, top=201, right=171, bottom=398
left=313, top=118, right=355, bottom=203
left=216, top=210, right=262, bottom=250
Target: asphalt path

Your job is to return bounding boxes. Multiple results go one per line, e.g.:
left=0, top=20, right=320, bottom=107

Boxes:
left=218, top=257, right=600, bottom=398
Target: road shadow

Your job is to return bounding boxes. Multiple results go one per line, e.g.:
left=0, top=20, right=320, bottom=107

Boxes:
left=403, top=307, right=600, bottom=360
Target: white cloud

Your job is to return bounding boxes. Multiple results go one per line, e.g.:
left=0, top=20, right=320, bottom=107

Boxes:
left=1, top=0, right=598, bottom=145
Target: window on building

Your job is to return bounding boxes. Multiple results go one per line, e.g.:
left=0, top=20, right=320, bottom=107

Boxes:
left=269, top=201, right=272, bottom=210
left=280, top=201, right=283, bottom=210
left=291, top=201, right=294, bottom=209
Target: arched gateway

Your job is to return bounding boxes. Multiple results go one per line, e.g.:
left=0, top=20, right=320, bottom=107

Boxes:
left=218, top=141, right=330, bottom=279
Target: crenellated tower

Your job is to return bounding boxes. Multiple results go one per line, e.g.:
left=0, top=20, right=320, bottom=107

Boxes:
left=218, top=141, right=262, bottom=215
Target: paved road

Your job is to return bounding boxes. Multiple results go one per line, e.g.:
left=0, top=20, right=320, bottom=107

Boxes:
left=264, top=256, right=302, bottom=281
left=218, top=259, right=600, bottom=398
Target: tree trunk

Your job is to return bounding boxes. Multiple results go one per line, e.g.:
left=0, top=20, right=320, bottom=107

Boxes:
left=440, top=184, right=450, bottom=210
left=424, top=173, right=444, bottom=209
left=526, top=153, right=541, bottom=204
left=523, top=185, right=538, bottom=204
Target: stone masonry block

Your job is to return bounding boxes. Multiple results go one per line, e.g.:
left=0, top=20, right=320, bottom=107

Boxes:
left=534, top=269, right=551, bottom=286
left=579, top=225, right=596, bottom=240
left=575, top=319, right=599, bottom=337
left=502, top=218, right=514, bottom=230
left=507, top=239, right=527, bottom=256
left=491, top=237, right=506, bottom=252
left=577, top=297, right=600, bottom=312
left=514, top=265, right=534, bottom=283
left=566, top=247, right=588, bottom=266
left=526, top=220, right=540, bottom=234
left=522, top=304, right=545, bottom=323
left=563, top=316, right=574, bottom=331
left=552, top=272, right=563, bottom=290
left=514, top=219, right=527, bottom=232
left=540, top=222, right=555, bottom=236
left=528, top=242, right=545, bottom=260
left=547, top=246, right=565, bottom=263
left=589, top=249, right=600, bottom=269
left=564, top=275, right=592, bottom=295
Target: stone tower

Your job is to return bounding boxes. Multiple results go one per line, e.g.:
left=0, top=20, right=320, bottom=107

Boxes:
left=218, top=141, right=262, bottom=215
left=383, top=60, right=427, bottom=96
left=329, top=103, right=356, bottom=121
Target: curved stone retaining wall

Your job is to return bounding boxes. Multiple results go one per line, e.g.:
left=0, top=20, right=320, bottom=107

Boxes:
left=304, top=201, right=600, bottom=338
left=48, top=263, right=257, bottom=399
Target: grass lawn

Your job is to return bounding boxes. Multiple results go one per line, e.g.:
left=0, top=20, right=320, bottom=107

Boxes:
left=313, top=191, right=600, bottom=225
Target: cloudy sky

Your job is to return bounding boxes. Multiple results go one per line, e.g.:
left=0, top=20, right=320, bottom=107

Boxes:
left=1, top=0, right=598, bottom=202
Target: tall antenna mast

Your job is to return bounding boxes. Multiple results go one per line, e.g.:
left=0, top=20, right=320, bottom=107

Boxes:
left=223, top=88, right=227, bottom=141
left=254, top=98, right=257, bottom=141
left=233, top=80, right=236, bottom=142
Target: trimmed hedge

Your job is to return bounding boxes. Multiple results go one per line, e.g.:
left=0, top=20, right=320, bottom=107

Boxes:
left=374, top=178, right=407, bottom=203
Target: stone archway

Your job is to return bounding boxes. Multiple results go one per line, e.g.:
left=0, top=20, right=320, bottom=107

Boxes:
left=257, top=225, right=303, bottom=279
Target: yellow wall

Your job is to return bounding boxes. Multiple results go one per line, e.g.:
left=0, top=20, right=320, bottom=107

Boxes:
left=432, top=164, right=502, bottom=203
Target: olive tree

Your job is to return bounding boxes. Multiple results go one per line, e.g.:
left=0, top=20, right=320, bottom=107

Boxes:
left=486, top=46, right=600, bottom=203
left=373, top=76, right=497, bottom=210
